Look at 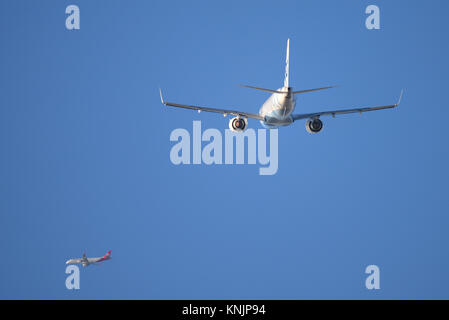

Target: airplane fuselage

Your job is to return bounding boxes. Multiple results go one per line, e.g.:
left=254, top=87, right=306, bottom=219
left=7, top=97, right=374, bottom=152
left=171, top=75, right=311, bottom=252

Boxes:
left=66, top=251, right=111, bottom=267
left=259, top=87, right=297, bottom=128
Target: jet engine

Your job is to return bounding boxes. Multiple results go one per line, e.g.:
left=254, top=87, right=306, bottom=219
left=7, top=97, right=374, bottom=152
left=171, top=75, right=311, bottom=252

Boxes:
left=229, top=117, right=248, bottom=132
left=305, top=118, right=323, bottom=133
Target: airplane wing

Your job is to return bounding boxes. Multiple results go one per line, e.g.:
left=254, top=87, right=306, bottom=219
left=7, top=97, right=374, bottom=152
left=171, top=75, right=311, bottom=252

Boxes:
left=159, top=89, right=264, bottom=121
left=292, top=90, right=403, bottom=121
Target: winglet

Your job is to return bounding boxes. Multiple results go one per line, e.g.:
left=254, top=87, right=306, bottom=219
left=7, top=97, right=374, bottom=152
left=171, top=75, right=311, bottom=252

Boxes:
left=159, top=88, right=166, bottom=105
left=396, top=89, right=404, bottom=106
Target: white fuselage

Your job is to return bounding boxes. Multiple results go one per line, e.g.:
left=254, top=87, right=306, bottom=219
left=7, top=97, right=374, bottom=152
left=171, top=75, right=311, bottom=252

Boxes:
left=259, top=87, right=296, bottom=128
left=65, top=255, right=110, bottom=267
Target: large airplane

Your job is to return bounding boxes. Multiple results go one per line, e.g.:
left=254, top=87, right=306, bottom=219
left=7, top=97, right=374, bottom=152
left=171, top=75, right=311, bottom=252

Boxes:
left=159, top=38, right=403, bottom=133
left=66, top=250, right=111, bottom=267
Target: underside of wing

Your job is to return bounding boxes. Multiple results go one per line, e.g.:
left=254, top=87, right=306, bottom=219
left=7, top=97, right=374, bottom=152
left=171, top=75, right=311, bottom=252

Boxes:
left=292, top=90, right=403, bottom=121
left=159, top=89, right=264, bottom=121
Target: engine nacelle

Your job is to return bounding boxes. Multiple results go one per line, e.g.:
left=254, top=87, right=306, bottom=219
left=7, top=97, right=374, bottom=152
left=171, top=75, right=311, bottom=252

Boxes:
left=306, top=118, right=323, bottom=133
left=229, top=117, right=248, bottom=132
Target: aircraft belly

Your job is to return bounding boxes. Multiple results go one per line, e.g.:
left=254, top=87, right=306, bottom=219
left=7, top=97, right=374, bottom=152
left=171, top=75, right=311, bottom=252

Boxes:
left=259, top=94, right=295, bottom=128
left=260, top=95, right=294, bottom=119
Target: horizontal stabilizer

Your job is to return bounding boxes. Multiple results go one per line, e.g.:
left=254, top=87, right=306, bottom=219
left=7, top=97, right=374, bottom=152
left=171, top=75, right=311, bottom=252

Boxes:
left=238, top=84, right=287, bottom=94
left=292, top=86, right=338, bottom=94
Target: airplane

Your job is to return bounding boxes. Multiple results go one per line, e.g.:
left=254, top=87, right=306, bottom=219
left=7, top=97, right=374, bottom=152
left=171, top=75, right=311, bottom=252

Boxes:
left=66, top=250, right=111, bottom=267
left=159, top=38, right=403, bottom=133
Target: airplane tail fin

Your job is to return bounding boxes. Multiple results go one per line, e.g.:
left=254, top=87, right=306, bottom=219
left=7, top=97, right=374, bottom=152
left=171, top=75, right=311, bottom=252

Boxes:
left=104, top=250, right=111, bottom=258
left=284, top=38, right=290, bottom=88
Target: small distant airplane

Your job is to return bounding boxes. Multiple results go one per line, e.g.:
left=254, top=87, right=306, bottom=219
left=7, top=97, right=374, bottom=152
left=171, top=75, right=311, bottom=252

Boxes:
left=160, top=38, right=403, bottom=133
left=66, top=250, right=111, bottom=267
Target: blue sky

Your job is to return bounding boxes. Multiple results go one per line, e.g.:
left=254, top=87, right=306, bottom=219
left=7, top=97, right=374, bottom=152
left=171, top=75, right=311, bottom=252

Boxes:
left=1, top=0, right=448, bottom=299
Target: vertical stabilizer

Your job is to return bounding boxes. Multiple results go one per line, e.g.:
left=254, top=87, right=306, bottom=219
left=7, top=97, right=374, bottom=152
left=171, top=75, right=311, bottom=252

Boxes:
left=284, top=38, right=290, bottom=88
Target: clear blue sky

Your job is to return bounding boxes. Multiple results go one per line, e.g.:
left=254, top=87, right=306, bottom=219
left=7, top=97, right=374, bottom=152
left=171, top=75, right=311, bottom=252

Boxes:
left=1, top=0, right=448, bottom=299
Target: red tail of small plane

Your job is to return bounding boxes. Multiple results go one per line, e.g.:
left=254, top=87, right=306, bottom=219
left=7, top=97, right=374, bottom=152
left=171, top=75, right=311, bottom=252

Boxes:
left=97, top=250, right=111, bottom=262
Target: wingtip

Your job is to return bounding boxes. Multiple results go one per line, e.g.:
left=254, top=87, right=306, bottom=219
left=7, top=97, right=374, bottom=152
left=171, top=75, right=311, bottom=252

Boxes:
left=396, top=89, right=404, bottom=106
left=159, top=88, right=165, bottom=105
